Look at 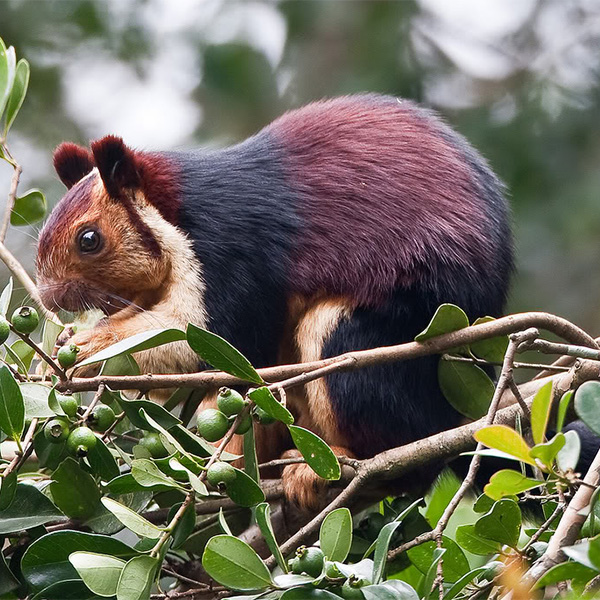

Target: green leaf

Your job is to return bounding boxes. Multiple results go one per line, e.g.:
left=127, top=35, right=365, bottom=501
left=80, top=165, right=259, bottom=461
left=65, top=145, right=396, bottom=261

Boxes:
left=243, top=424, right=260, bottom=483
left=227, top=466, right=265, bottom=507
left=255, top=502, right=287, bottom=573
left=534, top=561, right=597, bottom=588
left=116, top=555, right=158, bottom=600
left=50, top=458, right=101, bottom=520
left=84, top=491, right=153, bottom=536
left=87, top=436, right=120, bottom=481
left=6, top=340, right=35, bottom=373
left=474, top=499, right=521, bottom=548
left=281, top=590, right=341, bottom=599
left=576, top=381, right=600, bottom=437
left=21, top=383, right=56, bottom=419
left=77, top=328, right=186, bottom=367
left=483, top=470, right=542, bottom=501
left=443, top=567, right=489, bottom=600
left=101, top=498, right=165, bottom=539
left=373, top=499, right=422, bottom=584
left=169, top=501, right=196, bottom=549
left=470, top=317, right=509, bottom=362
left=363, top=581, right=419, bottom=600
left=131, top=458, right=184, bottom=491
left=415, top=304, right=469, bottom=342
left=474, top=425, right=535, bottom=465
left=407, top=537, right=469, bottom=583
left=556, top=429, right=581, bottom=472
left=202, top=535, right=272, bottom=591
left=0, top=41, right=15, bottom=120
left=248, top=387, right=294, bottom=425
left=0, top=469, right=17, bottom=510
left=187, top=323, right=263, bottom=384
left=3, top=58, right=29, bottom=134
left=531, top=381, right=553, bottom=445
left=0, top=546, right=19, bottom=595
left=116, top=396, right=180, bottom=431
left=22, top=530, right=138, bottom=590
left=0, top=483, right=64, bottom=534
left=11, top=189, right=46, bottom=226
left=31, top=580, right=101, bottom=600
left=0, top=278, right=13, bottom=316
left=168, top=458, right=209, bottom=496
left=426, top=470, right=461, bottom=527
left=587, top=534, right=600, bottom=570
left=288, top=425, right=341, bottom=480
left=556, top=390, right=573, bottom=433
left=455, top=524, right=501, bottom=555
left=529, top=433, right=566, bottom=469
left=438, top=360, right=494, bottom=420
left=564, top=541, right=596, bottom=569
left=0, top=365, right=24, bottom=440
left=69, top=552, right=125, bottom=597
left=42, top=318, right=64, bottom=361
left=320, top=507, right=352, bottom=563
left=106, top=473, right=171, bottom=494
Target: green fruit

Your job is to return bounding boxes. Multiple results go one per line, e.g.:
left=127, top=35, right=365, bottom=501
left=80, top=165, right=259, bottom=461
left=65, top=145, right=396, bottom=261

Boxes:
left=139, top=432, right=169, bottom=458
left=325, top=561, right=344, bottom=579
left=289, top=557, right=302, bottom=574
left=234, top=413, right=253, bottom=435
left=340, top=582, right=365, bottom=599
left=0, top=317, right=10, bottom=345
left=252, top=405, right=276, bottom=425
left=11, top=306, right=39, bottom=334
left=217, top=387, right=246, bottom=416
left=88, top=404, right=116, bottom=432
left=44, top=418, right=70, bottom=444
left=57, top=343, right=80, bottom=368
left=197, top=409, right=229, bottom=442
left=66, top=426, right=97, bottom=457
left=295, top=546, right=325, bottom=578
left=57, top=394, right=79, bottom=418
left=206, top=461, right=237, bottom=487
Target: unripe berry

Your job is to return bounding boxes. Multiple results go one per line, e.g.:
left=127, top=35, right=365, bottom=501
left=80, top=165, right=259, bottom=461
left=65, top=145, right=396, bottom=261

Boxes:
left=11, top=306, right=39, bottom=334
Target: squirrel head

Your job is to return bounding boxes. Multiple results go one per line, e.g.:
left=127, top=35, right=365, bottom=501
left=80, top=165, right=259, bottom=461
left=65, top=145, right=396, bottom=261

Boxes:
left=37, top=136, right=180, bottom=315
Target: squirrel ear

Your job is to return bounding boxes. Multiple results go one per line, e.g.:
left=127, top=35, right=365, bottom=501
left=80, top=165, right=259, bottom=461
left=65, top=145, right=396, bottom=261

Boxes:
left=53, top=143, right=94, bottom=189
left=90, top=135, right=140, bottom=198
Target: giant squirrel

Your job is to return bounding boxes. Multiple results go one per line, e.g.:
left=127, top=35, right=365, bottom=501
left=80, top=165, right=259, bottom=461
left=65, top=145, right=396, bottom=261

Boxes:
left=36, top=94, right=513, bottom=509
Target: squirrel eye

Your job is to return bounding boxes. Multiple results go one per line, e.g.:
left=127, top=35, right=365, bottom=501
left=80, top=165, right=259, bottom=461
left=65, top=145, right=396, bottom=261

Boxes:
left=77, top=227, right=102, bottom=254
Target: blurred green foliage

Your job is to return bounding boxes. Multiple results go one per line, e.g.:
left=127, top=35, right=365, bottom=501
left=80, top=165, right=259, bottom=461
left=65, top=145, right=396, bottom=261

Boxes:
left=1, top=0, right=600, bottom=329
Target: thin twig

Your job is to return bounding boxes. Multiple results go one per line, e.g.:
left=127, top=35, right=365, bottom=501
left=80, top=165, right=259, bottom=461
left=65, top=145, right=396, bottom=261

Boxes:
left=59, top=312, right=598, bottom=393
left=1, top=418, right=38, bottom=479
left=12, top=328, right=67, bottom=380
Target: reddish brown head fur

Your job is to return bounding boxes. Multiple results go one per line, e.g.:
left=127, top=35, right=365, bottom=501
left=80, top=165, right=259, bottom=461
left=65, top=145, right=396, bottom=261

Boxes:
left=53, top=143, right=94, bottom=189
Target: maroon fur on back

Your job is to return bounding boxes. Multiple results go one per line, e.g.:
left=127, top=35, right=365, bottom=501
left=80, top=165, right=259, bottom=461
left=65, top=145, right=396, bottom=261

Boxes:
left=270, top=96, right=495, bottom=307
left=53, top=143, right=94, bottom=189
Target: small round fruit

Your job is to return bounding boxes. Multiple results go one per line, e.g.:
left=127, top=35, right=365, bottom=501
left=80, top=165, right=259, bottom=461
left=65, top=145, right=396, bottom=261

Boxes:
left=88, top=404, right=116, bottom=432
left=295, top=546, right=325, bottom=578
left=11, top=306, right=39, bottom=334
left=206, top=461, right=237, bottom=487
left=288, top=557, right=302, bottom=574
left=57, top=394, right=79, bottom=418
left=197, top=409, right=229, bottom=442
left=341, top=582, right=365, bottom=599
left=252, top=405, right=276, bottom=425
left=139, top=432, right=169, bottom=458
left=57, top=343, right=80, bottom=369
left=234, top=413, right=253, bottom=435
left=217, top=387, right=246, bottom=417
left=0, top=317, right=10, bottom=345
left=66, top=426, right=97, bottom=457
left=325, top=561, right=344, bottom=580
left=44, top=418, right=70, bottom=444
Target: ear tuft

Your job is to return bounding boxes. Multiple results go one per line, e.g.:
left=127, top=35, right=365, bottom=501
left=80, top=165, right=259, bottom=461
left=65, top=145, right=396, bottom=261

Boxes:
left=90, top=135, right=140, bottom=198
left=53, top=143, right=94, bottom=189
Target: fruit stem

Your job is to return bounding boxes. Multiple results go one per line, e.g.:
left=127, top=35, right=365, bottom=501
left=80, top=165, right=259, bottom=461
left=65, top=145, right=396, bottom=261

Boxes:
left=150, top=489, right=195, bottom=558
